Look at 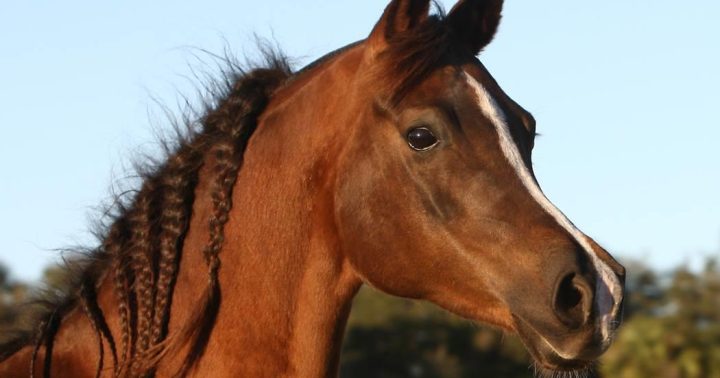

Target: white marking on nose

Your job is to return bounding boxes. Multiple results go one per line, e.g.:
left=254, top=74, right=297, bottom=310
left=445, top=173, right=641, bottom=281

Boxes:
left=463, top=72, right=622, bottom=342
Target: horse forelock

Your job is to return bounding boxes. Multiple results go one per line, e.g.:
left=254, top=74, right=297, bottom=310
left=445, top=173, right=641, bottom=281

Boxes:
left=371, top=10, right=458, bottom=106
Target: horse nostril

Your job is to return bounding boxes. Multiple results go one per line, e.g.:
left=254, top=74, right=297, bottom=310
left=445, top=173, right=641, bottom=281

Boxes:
left=554, top=273, right=591, bottom=329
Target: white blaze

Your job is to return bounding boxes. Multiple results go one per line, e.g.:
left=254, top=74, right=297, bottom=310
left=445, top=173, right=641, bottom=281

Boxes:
left=463, top=72, right=622, bottom=343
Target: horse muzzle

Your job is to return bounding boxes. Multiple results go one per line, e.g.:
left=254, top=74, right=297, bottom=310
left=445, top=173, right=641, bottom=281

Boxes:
left=511, top=264, right=626, bottom=372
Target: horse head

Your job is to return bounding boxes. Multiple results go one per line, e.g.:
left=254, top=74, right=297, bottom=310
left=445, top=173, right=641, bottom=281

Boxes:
left=327, top=0, right=625, bottom=372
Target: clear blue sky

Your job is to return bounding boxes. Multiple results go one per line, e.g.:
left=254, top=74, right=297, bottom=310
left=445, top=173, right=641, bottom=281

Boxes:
left=1, top=1, right=719, bottom=282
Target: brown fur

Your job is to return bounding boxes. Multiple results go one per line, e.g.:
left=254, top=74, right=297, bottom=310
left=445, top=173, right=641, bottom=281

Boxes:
left=0, top=1, right=625, bottom=377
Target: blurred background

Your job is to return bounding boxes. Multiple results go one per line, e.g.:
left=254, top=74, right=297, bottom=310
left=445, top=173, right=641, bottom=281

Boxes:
left=1, top=1, right=719, bottom=377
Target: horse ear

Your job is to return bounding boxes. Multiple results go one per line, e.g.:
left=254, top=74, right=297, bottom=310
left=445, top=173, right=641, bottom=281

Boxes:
left=368, top=0, right=432, bottom=53
left=447, top=0, right=504, bottom=55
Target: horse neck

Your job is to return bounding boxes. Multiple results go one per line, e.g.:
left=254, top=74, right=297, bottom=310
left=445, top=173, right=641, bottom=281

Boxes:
left=0, top=47, right=368, bottom=378
left=162, top=52, right=365, bottom=377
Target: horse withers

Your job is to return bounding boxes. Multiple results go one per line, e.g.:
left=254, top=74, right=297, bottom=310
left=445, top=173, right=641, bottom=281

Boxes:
left=0, top=0, right=624, bottom=377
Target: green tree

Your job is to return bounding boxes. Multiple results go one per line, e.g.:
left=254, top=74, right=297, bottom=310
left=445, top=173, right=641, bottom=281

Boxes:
left=601, top=259, right=720, bottom=378
left=0, top=263, right=32, bottom=345
left=341, top=287, right=531, bottom=378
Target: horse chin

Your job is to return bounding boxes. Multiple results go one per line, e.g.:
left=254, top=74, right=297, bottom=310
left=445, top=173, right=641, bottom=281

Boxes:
left=529, top=362, right=597, bottom=378
left=511, top=315, right=597, bottom=377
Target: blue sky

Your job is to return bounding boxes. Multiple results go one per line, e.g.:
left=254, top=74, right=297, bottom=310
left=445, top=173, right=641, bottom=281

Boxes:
left=1, top=1, right=719, bottom=282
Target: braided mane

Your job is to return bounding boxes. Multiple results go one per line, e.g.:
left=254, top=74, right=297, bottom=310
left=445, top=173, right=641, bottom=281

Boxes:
left=0, top=10, right=457, bottom=375
left=0, top=50, right=292, bottom=377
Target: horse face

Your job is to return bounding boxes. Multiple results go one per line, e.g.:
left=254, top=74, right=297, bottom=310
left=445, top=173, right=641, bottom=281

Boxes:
left=334, top=0, right=625, bottom=372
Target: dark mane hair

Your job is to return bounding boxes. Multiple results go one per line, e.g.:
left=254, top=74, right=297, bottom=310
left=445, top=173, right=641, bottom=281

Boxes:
left=0, top=15, right=458, bottom=376
left=0, top=48, right=292, bottom=377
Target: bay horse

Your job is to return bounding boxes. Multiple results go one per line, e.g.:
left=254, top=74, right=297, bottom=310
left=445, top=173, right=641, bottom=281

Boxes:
left=0, top=0, right=625, bottom=377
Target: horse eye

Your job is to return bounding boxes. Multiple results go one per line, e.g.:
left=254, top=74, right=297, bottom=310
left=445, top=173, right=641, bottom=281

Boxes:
left=406, top=127, right=439, bottom=151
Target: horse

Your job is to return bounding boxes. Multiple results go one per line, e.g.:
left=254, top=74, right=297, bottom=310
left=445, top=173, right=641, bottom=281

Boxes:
left=0, top=0, right=625, bottom=377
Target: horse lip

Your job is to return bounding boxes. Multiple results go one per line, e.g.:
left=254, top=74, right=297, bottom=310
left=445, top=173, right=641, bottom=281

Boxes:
left=511, top=315, right=594, bottom=372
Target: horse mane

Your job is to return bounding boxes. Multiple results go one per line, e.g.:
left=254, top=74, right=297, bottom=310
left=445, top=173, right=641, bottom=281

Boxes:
left=0, top=11, right=457, bottom=376
left=0, top=47, right=292, bottom=376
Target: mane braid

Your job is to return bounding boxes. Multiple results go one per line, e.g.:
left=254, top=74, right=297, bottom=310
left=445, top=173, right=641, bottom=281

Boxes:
left=79, top=282, right=106, bottom=378
left=29, top=307, right=61, bottom=378
left=127, top=184, right=156, bottom=370
left=174, top=66, right=290, bottom=377
left=149, top=147, right=202, bottom=347
left=0, top=25, right=458, bottom=375
left=0, top=49, right=293, bottom=378
left=132, top=132, right=208, bottom=375
left=107, top=217, right=133, bottom=377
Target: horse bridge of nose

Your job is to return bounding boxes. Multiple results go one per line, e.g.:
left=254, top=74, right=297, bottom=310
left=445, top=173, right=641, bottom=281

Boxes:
left=462, top=70, right=624, bottom=341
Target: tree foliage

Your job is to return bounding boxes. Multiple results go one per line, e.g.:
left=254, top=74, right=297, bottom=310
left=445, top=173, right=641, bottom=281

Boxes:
left=2, top=258, right=720, bottom=377
left=600, top=259, right=720, bottom=378
left=340, top=259, right=720, bottom=378
left=341, top=287, right=530, bottom=378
